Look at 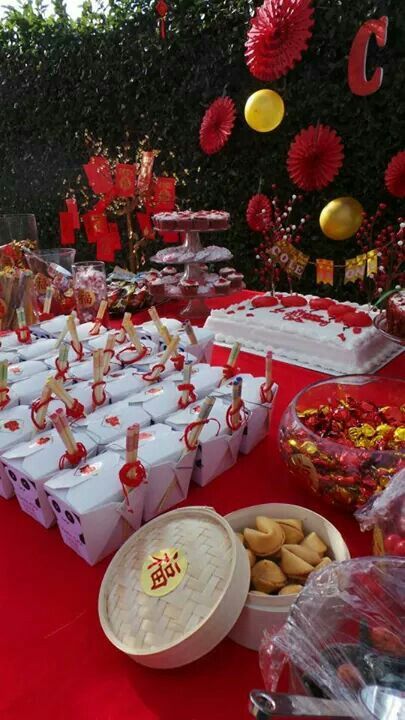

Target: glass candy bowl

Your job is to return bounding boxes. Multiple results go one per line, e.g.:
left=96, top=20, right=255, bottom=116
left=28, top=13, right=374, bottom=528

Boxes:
left=279, top=375, right=405, bottom=512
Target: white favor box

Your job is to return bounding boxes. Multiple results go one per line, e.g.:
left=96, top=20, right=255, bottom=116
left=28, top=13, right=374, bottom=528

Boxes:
left=63, top=358, right=121, bottom=382
left=214, top=374, right=279, bottom=455
left=43, top=344, right=91, bottom=371
left=166, top=363, right=223, bottom=392
left=109, top=424, right=196, bottom=521
left=7, top=360, right=48, bottom=383
left=161, top=328, right=214, bottom=364
left=33, top=314, right=77, bottom=338
left=72, top=322, right=107, bottom=343
left=45, top=451, right=146, bottom=565
left=73, top=400, right=151, bottom=451
left=113, top=339, right=159, bottom=368
left=225, top=503, right=350, bottom=651
left=68, top=380, right=112, bottom=414
left=0, top=350, right=19, bottom=364
left=106, top=365, right=175, bottom=404
left=0, top=331, right=23, bottom=352
left=0, top=405, right=35, bottom=499
left=12, top=371, right=73, bottom=406
left=165, top=399, right=244, bottom=487
left=138, top=318, right=183, bottom=345
left=16, top=338, right=56, bottom=361
left=3, top=429, right=97, bottom=528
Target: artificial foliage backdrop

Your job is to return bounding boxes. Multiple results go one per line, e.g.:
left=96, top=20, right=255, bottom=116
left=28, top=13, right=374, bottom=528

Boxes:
left=0, top=0, right=404, bottom=299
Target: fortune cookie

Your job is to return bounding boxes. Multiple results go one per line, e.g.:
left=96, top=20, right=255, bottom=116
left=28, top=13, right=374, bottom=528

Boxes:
left=278, top=584, right=303, bottom=596
left=315, top=557, right=332, bottom=571
left=244, top=526, right=284, bottom=557
left=251, top=560, right=287, bottom=594
left=283, top=544, right=321, bottom=566
left=280, top=547, right=314, bottom=581
left=272, top=518, right=304, bottom=544
left=250, top=590, right=268, bottom=597
left=246, top=548, right=256, bottom=568
left=235, top=532, right=245, bottom=545
left=301, top=532, right=327, bottom=556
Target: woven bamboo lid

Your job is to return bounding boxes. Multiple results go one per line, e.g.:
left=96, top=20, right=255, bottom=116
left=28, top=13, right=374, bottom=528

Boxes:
left=98, top=506, right=250, bottom=668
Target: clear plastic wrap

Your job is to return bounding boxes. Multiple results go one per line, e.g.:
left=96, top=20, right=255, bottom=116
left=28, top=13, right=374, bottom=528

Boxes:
left=259, top=557, right=405, bottom=709
left=356, top=469, right=405, bottom=556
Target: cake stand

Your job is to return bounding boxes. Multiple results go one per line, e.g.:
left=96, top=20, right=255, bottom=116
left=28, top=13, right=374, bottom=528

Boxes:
left=373, top=311, right=405, bottom=346
left=150, top=227, right=240, bottom=319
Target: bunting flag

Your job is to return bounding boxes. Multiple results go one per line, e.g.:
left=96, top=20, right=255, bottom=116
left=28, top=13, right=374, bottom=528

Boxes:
left=59, top=211, right=75, bottom=246
left=270, top=239, right=309, bottom=279
left=345, top=254, right=367, bottom=284
left=115, top=163, right=136, bottom=197
left=65, top=198, right=80, bottom=229
left=83, top=211, right=109, bottom=244
left=366, top=249, right=378, bottom=277
left=83, top=156, right=114, bottom=195
left=316, top=258, right=334, bottom=285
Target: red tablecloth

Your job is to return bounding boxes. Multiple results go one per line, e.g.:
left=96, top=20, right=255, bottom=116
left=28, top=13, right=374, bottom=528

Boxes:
left=0, top=291, right=403, bottom=720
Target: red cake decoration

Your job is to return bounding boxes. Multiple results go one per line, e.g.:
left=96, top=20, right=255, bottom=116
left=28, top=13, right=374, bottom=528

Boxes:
left=280, top=294, right=307, bottom=308
left=328, top=303, right=351, bottom=319
left=309, top=297, right=335, bottom=311
left=342, top=311, right=372, bottom=328
left=251, top=295, right=279, bottom=308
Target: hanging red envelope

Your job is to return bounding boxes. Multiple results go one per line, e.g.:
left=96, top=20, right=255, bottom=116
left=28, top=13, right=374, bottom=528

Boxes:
left=137, top=151, right=155, bottom=195
left=83, top=156, right=114, bottom=195
left=59, top=212, right=76, bottom=246
left=83, top=211, right=108, bottom=244
left=161, top=231, right=179, bottom=244
left=115, top=164, right=136, bottom=197
left=108, top=222, right=121, bottom=251
left=136, top=212, right=155, bottom=240
left=153, top=177, right=176, bottom=212
left=65, top=198, right=80, bottom=229
left=96, top=234, right=116, bottom=262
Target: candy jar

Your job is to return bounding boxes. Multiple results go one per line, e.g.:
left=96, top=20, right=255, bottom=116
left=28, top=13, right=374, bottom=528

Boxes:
left=72, top=260, right=107, bottom=323
left=279, top=375, right=405, bottom=512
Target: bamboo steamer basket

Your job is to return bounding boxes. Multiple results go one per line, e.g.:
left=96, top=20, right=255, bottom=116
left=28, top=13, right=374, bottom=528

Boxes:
left=98, top=506, right=251, bottom=668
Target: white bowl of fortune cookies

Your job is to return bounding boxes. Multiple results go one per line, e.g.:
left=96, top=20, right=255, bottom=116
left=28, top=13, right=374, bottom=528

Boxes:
left=225, top=503, right=350, bottom=651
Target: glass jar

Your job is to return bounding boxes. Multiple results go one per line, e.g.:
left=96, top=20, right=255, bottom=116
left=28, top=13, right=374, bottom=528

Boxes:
left=72, top=260, right=107, bottom=323
left=0, top=213, right=38, bottom=246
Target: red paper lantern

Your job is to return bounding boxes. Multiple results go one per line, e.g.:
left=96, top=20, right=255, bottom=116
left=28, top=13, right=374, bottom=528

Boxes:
left=245, top=0, right=314, bottom=82
left=246, top=194, right=273, bottom=232
left=287, top=124, right=344, bottom=191
left=385, top=150, right=405, bottom=198
left=199, top=97, right=236, bottom=156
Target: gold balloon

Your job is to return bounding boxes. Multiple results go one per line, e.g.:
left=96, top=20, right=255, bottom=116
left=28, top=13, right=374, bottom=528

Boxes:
left=244, top=89, right=285, bottom=133
left=320, top=197, right=364, bottom=241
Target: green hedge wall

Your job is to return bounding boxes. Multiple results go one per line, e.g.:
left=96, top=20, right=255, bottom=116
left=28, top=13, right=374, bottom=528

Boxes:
left=0, top=0, right=404, bottom=298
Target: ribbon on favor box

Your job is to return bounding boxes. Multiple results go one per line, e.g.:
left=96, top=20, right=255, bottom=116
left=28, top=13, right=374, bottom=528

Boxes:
left=316, top=258, right=334, bottom=285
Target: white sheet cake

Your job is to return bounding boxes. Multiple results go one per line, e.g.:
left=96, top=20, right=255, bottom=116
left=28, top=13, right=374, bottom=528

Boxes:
left=204, top=293, right=400, bottom=374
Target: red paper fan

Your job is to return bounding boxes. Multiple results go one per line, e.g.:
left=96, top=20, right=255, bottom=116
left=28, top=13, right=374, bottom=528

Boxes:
left=199, top=97, right=236, bottom=155
left=245, top=0, right=314, bottom=82
left=287, top=124, right=344, bottom=191
left=246, top=194, right=273, bottom=232
left=385, top=151, right=405, bottom=198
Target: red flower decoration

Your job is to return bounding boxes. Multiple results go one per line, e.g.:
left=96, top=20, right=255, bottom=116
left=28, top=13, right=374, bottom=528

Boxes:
left=199, top=97, right=236, bottom=155
left=246, top=194, right=273, bottom=232
left=287, top=124, right=344, bottom=191
left=245, top=0, right=314, bottom=82
left=385, top=151, right=405, bottom=198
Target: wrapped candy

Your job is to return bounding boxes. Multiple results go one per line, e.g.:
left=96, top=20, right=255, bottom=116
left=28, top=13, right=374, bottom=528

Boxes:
left=106, top=267, right=152, bottom=316
left=260, top=557, right=405, bottom=703
left=72, top=261, right=107, bottom=323
left=356, top=468, right=405, bottom=556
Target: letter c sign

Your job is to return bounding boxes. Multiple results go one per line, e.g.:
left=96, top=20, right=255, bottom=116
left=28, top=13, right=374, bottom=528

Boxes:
left=348, top=17, right=388, bottom=96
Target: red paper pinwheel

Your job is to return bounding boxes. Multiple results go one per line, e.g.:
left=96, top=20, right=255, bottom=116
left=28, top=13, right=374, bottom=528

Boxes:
left=199, top=97, right=236, bottom=155
left=246, top=194, right=273, bottom=232
left=245, top=0, right=314, bottom=82
left=385, top=150, right=405, bottom=198
left=287, top=124, right=344, bottom=191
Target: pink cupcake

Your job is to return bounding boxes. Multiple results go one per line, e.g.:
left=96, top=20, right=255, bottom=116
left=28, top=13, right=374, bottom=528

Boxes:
left=162, top=266, right=177, bottom=277
left=228, top=272, right=244, bottom=289
left=214, top=278, right=231, bottom=295
left=219, top=267, right=236, bottom=278
left=208, top=211, right=230, bottom=230
left=180, top=279, right=199, bottom=296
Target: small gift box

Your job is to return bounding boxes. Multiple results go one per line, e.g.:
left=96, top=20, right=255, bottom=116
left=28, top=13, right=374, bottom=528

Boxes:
left=105, top=369, right=147, bottom=404
left=163, top=328, right=215, bottom=364
left=3, top=428, right=97, bottom=528
left=33, top=314, right=77, bottom=338
left=7, top=360, right=48, bottom=383
left=68, top=380, right=112, bottom=414
left=138, top=318, right=183, bottom=345
left=214, top=373, right=279, bottom=455
left=109, top=424, right=196, bottom=522
left=16, top=338, right=60, bottom=362
left=12, top=370, right=69, bottom=406
left=44, top=450, right=146, bottom=565
left=113, top=339, right=159, bottom=368
left=73, top=400, right=151, bottom=451
left=165, top=398, right=244, bottom=487
left=0, top=405, right=34, bottom=499
left=167, top=363, right=223, bottom=394
left=0, top=331, right=24, bottom=352
left=0, top=350, right=19, bottom=364
left=64, top=357, right=121, bottom=382
left=43, top=344, right=91, bottom=371
left=73, top=322, right=108, bottom=343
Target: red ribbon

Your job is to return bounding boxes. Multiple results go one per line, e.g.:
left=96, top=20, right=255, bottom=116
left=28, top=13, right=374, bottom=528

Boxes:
left=55, top=358, right=69, bottom=382
left=103, top=347, right=115, bottom=374
left=177, top=383, right=197, bottom=409
left=15, top=326, right=31, bottom=344
left=226, top=399, right=246, bottom=432
left=171, top=354, right=185, bottom=372
left=59, top=442, right=87, bottom=470
left=66, top=399, right=85, bottom=420
left=92, top=380, right=107, bottom=407
left=142, top=363, right=165, bottom=382
left=39, top=312, right=54, bottom=322
left=70, top=340, right=84, bottom=362
left=0, top=387, right=10, bottom=410
left=260, top=382, right=273, bottom=404
left=221, top=364, right=237, bottom=383
left=119, top=460, right=147, bottom=512
left=89, top=321, right=102, bottom=336
left=31, top=397, right=52, bottom=431
left=182, top=418, right=221, bottom=451
left=116, top=344, right=148, bottom=366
